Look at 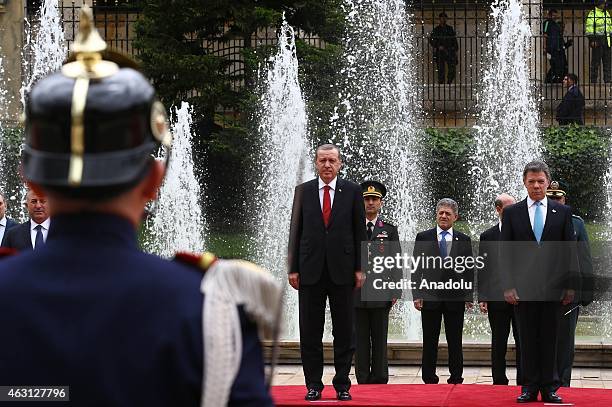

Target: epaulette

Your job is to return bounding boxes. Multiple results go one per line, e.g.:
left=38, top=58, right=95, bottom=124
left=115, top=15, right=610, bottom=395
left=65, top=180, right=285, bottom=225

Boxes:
left=0, top=247, right=18, bottom=259
left=173, top=251, right=218, bottom=272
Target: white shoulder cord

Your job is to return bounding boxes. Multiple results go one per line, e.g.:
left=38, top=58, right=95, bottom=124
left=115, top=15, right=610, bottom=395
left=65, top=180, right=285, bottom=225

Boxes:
left=199, top=259, right=283, bottom=407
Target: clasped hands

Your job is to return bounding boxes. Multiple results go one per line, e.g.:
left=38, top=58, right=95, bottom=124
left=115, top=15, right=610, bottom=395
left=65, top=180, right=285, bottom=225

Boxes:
left=503, top=288, right=575, bottom=305
left=288, top=271, right=365, bottom=290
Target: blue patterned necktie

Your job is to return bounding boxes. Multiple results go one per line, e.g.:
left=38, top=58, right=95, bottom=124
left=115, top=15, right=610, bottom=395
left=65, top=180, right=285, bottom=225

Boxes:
left=533, top=201, right=544, bottom=243
left=34, top=224, right=44, bottom=250
left=439, top=230, right=449, bottom=257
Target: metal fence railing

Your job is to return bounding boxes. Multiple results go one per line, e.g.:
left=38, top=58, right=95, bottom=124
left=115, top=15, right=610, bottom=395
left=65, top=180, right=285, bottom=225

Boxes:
left=24, top=0, right=612, bottom=127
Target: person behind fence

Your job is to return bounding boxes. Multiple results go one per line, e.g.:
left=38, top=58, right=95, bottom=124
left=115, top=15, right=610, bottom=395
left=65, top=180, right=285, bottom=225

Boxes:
left=586, top=0, right=612, bottom=83
left=354, top=180, right=401, bottom=385
left=411, top=198, right=473, bottom=385
left=555, top=73, right=585, bottom=126
left=546, top=181, right=593, bottom=390
left=543, top=9, right=572, bottom=83
left=500, top=161, right=576, bottom=404
left=477, top=193, right=522, bottom=386
left=0, top=6, right=281, bottom=406
left=429, top=12, right=459, bottom=84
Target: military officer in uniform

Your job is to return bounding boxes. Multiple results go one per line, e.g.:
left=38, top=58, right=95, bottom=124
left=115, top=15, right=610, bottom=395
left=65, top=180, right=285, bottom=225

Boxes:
left=546, top=181, right=593, bottom=389
left=0, top=6, right=279, bottom=407
left=355, top=180, right=401, bottom=384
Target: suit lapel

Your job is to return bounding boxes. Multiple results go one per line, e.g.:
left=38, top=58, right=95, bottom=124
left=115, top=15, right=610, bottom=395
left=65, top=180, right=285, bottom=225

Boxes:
left=541, top=200, right=556, bottom=242
left=22, top=223, right=33, bottom=250
left=518, top=199, right=537, bottom=241
left=327, top=178, right=344, bottom=228
left=309, top=180, right=326, bottom=231
left=427, top=228, right=441, bottom=256
left=449, top=232, right=458, bottom=256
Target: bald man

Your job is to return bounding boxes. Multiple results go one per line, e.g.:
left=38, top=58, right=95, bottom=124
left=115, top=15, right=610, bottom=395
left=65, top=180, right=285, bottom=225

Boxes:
left=477, top=193, right=522, bottom=386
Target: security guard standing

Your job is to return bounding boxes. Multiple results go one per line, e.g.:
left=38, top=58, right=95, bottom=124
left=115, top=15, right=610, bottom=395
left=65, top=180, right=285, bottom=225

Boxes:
left=586, top=0, right=612, bottom=82
left=546, top=181, right=593, bottom=389
left=355, top=181, right=401, bottom=384
left=0, top=6, right=279, bottom=406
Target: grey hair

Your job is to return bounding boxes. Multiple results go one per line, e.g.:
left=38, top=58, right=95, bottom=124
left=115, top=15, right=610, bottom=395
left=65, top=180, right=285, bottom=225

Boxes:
left=315, top=144, right=342, bottom=161
left=523, top=160, right=551, bottom=181
left=436, top=198, right=459, bottom=215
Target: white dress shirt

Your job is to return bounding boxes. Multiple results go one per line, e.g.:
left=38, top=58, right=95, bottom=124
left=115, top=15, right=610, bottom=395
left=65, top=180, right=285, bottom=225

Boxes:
left=0, top=216, right=7, bottom=244
left=30, top=218, right=51, bottom=248
left=318, top=177, right=337, bottom=209
left=365, top=217, right=378, bottom=227
left=526, top=196, right=548, bottom=229
left=437, top=226, right=453, bottom=253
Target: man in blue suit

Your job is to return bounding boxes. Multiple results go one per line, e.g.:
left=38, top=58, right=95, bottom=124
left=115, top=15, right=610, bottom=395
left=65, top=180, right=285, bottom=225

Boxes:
left=0, top=7, right=274, bottom=407
left=0, top=192, right=17, bottom=245
left=501, top=161, right=576, bottom=404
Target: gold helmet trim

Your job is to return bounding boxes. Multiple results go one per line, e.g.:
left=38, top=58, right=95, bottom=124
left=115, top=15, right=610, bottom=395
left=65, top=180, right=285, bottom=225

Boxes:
left=61, top=5, right=120, bottom=186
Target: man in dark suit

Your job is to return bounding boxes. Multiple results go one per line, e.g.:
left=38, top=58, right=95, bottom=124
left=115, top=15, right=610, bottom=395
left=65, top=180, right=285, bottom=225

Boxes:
left=477, top=193, right=522, bottom=386
left=500, top=161, right=576, bottom=404
left=354, top=180, right=400, bottom=384
left=412, top=198, right=473, bottom=385
left=546, top=181, right=593, bottom=389
left=0, top=8, right=274, bottom=406
left=288, top=144, right=367, bottom=401
left=0, top=192, right=17, bottom=245
left=1, top=189, right=50, bottom=250
left=556, top=73, right=585, bottom=125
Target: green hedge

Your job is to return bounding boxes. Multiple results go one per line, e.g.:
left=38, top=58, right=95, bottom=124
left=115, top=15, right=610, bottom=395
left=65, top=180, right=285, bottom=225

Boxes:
left=542, top=125, right=610, bottom=219
left=422, top=128, right=474, bottom=214
left=424, top=126, right=611, bottom=220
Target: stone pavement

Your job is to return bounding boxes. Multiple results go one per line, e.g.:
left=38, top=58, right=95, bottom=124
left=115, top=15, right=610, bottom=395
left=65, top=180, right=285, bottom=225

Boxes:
left=272, top=365, right=612, bottom=389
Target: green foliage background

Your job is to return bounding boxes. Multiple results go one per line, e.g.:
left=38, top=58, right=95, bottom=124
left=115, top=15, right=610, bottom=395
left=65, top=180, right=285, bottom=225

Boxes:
left=133, top=0, right=345, bottom=231
left=424, top=126, right=611, bottom=220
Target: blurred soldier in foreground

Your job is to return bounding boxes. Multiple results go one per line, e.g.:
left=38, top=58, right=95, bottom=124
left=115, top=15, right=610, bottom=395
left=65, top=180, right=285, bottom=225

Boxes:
left=546, top=181, right=593, bottom=389
left=0, top=6, right=280, bottom=406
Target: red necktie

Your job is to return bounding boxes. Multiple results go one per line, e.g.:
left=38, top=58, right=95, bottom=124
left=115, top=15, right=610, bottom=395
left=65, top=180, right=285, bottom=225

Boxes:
left=322, top=185, right=331, bottom=227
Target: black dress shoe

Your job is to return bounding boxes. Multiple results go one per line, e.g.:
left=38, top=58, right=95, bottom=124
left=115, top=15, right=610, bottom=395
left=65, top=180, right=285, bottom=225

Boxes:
left=305, top=389, right=321, bottom=401
left=516, top=391, right=538, bottom=403
left=541, top=391, right=563, bottom=403
left=336, top=390, right=352, bottom=401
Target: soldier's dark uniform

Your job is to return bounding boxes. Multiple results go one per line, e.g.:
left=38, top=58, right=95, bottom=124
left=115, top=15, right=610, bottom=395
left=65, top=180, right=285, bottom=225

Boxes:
left=355, top=181, right=401, bottom=384
left=0, top=7, right=273, bottom=407
left=546, top=181, right=594, bottom=390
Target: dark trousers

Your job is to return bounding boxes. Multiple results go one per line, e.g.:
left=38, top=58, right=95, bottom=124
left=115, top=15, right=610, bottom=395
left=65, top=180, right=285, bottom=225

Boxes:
left=435, top=58, right=457, bottom=84
left=545, top=50, right=567, bottom=83
left=515, top=301, right=560, bottom=394
left=354, top=306, right=391, bottom=384
left=487, top=302, right=522, bottom=385
left=421, top=302, right=464, bottom=384
left=590, top=38, right=612, bottom=83
left=299, top=265, right=354, bottom=392
left=556, top=304, right=580, bottom=388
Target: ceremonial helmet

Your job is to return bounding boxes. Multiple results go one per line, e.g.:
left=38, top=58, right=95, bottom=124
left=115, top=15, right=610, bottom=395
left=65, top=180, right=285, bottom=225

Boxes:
left=22, top=5, right=171, bottom=198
